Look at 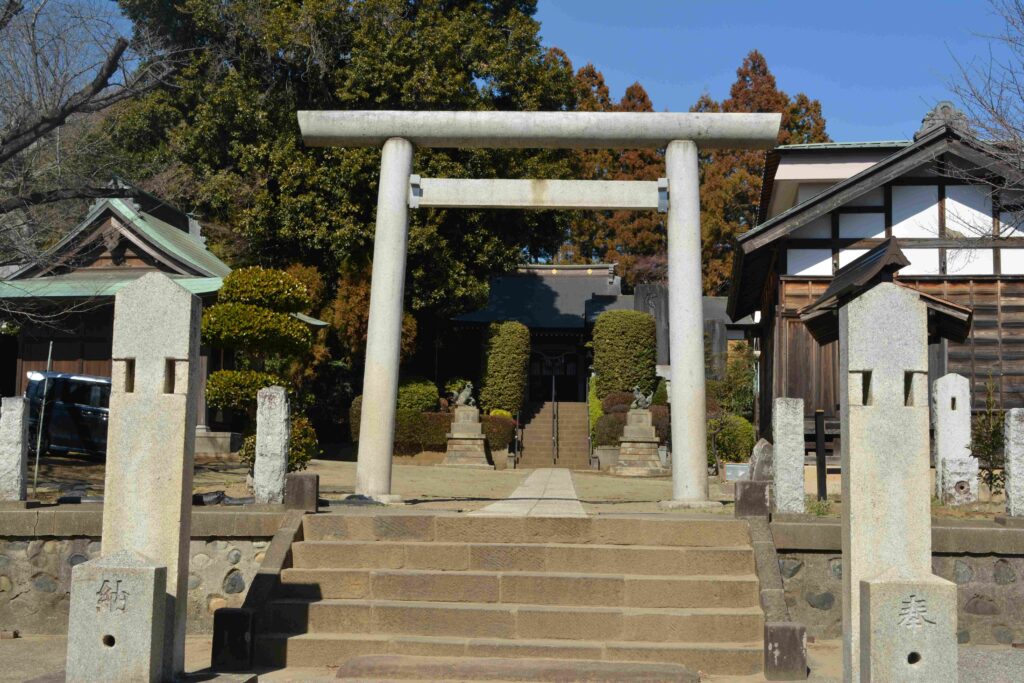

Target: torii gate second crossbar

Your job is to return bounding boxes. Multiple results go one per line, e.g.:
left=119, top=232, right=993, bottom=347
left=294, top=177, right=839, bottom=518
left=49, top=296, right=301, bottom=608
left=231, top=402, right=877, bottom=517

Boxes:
left=297, top=110, right=781, bottom=505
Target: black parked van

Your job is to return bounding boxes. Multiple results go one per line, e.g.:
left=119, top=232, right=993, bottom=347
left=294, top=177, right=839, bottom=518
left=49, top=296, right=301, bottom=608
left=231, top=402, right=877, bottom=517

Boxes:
left=26, top=371, right=110, bottom=458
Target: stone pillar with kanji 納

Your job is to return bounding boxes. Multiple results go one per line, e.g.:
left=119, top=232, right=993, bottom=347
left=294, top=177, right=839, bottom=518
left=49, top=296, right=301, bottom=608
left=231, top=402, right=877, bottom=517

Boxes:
left=86, top=272, right=201, bottom=680
left=800, top=240, right=967, bottom=682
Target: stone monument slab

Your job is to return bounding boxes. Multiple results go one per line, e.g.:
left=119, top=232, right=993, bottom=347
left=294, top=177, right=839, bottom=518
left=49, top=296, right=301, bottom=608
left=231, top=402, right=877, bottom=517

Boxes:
left=859, top=571, right=957, bottom=682
left=1006, top=408, right=1024, bottom=518
left=101, top=272, right=201, bottom=679
left=253, top=386, right=290, bottom=504
left=772, top=398, right=805, bottom=514
left=940, top=456, right=979, bottom=507
left=749, top=438, right=774, bottom=482
left=0, top=397, right=28, bottom=502
left=932, top=373, right=972, bottom=499
left=65, top=550, right=166, bottom=683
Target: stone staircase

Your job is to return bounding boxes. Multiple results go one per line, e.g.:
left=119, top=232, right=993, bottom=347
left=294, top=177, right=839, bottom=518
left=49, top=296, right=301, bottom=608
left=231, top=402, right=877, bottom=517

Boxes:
left=255, top=512, right=764, bottom=677
left=519, top=402, right=591, bottom=470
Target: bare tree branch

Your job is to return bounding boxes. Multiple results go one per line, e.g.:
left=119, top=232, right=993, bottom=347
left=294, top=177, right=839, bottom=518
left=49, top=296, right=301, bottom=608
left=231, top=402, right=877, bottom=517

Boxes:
left=0, top=0, right=22, bottom=32
left=0, top=184, right=141, bottom=214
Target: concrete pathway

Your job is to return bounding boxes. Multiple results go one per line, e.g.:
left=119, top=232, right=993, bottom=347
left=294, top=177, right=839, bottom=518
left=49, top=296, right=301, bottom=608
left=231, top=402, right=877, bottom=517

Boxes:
left=471, top=468, right=587, bottom=517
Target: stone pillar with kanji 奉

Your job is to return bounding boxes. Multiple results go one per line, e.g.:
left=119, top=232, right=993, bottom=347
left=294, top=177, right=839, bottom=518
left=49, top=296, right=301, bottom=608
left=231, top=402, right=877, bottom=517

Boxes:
left=800, top=241, right=969, bottom=682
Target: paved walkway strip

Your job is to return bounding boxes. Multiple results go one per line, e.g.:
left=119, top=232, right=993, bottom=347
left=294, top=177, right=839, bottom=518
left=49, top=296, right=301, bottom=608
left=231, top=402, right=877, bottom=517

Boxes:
left=471, top=468, right=586, bottom=517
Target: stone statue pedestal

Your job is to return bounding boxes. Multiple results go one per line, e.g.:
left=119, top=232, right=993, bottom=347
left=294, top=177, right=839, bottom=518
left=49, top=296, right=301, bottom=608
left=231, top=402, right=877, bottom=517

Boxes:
left=441, top=406, right=493, bottom=470
left=610, top=409, right=669, bottom=477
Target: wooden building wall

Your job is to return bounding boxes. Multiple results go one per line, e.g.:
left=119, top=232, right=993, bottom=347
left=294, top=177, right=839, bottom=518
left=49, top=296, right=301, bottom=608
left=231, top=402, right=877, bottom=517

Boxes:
left=771, top=275, right=1024, bottom=417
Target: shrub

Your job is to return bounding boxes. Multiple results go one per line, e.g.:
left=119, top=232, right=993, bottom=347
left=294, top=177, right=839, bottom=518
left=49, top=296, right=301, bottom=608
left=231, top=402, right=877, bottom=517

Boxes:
left=973, top=377, right=1005, bottom=496
left=238, top=415, right=319, bottom=474
left=593, top=310, right=656, bottom=398
left=594, top=413, right=626, bottom=446
left=393, top=408, right=429, bottom=455
left=482, top=415, right=516, bottom=451
left=601, top=391, right=633, bottom=414
left=707, top=414, right=755, bottom=465
left=397, top=377, right=439, bottom=412
left=651, top=405, right=670, bottom=445
left=202, top=302, right=312, bottom=356
left=219, top=266, right=311, bottom=312
left=588, top=380, right=603, bottom=441
left=444, top=377, right=472, bottom=397
left=480, top=321, right=530, bottom=414
left=652, top=378, right=668, bottom=406
left=348, top=395, right=363, bottom=441
left=206, top=370, right=285, bottom=413
left=707, top=342, right=756, bottom=421
left=489, top=408, right=513, bottom=419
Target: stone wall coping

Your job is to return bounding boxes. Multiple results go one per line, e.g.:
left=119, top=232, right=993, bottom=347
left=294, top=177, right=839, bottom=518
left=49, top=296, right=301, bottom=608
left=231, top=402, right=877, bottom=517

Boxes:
left=772, top=515, right=1024, bottom=555
left=0, top=506, right=287, bottom=539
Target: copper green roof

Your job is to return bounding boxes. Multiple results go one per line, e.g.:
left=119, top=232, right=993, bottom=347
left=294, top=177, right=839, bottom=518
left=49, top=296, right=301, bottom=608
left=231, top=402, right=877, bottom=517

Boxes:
left=0, top=273, right=223, bottom=298
left=108, top=198, right=231, bottom=277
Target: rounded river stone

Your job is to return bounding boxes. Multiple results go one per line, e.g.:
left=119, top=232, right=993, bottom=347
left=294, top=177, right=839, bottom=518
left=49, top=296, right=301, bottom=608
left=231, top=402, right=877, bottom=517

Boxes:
left=32, top=573, right=58, bottom=593
left=828, top=557, right=842, bottom=580
left=964, top=594, right=999, bottom=616
left=223, top=569, right=245, bottom=594
left=954, top=559, right=974, bottom=584
left=67, top=554, right=88, bottom=567
left=226, top=548, right=242, bottom=565
left=993, top=625, right=1015, bottom=645
left=994, top=559, right=1017, bottom=585
left=778, top=558, right=803, bottom=579
left=188, top=573, right=201, bottom=590
left=805, top=590, right=835, bottom=610
left=957, top=629, right=970, bottom=644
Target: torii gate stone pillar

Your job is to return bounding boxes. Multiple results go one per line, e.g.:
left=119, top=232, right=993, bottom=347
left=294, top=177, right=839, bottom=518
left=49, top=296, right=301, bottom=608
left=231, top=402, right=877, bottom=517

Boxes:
left=298, top=110, right=780, bottom=503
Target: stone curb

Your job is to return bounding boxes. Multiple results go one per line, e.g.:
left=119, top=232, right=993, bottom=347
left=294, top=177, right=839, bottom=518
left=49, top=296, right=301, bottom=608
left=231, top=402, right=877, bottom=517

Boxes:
left=0, top=507, right=288, bottom=539
left=771, top=517, right=1024, bottom=554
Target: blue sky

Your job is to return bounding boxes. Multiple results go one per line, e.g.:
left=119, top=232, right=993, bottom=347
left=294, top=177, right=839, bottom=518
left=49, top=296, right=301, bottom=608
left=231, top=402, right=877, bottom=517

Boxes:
left=535, top=1, right=1007, bottom=142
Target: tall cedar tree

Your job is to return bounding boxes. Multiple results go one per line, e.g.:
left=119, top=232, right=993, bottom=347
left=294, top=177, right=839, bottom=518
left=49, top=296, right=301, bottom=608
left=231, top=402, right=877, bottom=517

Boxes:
left=566, top=67, right=664, bottom=284
left=694, top=50, right=829, bottom=294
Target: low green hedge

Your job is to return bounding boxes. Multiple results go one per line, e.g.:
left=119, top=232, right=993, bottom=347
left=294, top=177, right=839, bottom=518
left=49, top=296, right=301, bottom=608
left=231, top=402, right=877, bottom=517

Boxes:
left=238, top=414, right=319, bottom=473
left=349, top=400, right=515, bottom=454
left=652, top=379, right=668, bottom=406
left=707, top=414, right=755, bottom=464
left=397, top=377, right=439, bottom=412
left=205, top=369, right=285, bottom=413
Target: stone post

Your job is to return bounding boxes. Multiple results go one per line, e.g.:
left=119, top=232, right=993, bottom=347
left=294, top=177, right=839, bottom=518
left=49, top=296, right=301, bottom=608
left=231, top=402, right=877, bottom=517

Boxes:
left=664, top=139, right=710, bottom=506
left=1005, top=408, right=1024, bottom=518
left=612, top=408, right=669, bottom=477
left=253, top=386, right=290, bottom=504
left=933, top=373, right=976, bottom=504
left=772, top=397, right=805, bottom=514
left=355, top=136, right=413, bottom=502
left=0, top=397, right=28, bottom=502
left=66, top=550, right=166, bottom=683
left=839, top=283, right=956, bottom=682
left=100, top=272, right=201, bottom=679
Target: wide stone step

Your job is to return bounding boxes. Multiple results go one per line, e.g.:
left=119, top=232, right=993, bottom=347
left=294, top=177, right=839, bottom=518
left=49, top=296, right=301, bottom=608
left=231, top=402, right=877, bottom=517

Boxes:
left=278, top=567, right=759, bottom=608
left=289, top=542, right=755, bottom=574
left=255, top=632, right=762, bottom=676
left=302, top=513, right=752, bottom=547
left=263, top=598, right=764, bottom=641
left=334, top=654, right=699, bottom=682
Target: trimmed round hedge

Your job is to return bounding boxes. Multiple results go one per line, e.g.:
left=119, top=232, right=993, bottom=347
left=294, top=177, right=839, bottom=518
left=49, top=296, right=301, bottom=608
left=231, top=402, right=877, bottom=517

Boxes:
left=202, top=302, right=312, bottom=356
left=480, top=321, right=529, bottom=415
left=205, top=369, right=285, bottom=412
left=397, top=377, right=439, bottom=412
left=219, top=266, right=311, bottom=312
left=592, top=310, right=656, bottom=399
left=707, top=414, right=756, bottom=464
left=349, top=399, right=514, bottom=454
left=238, top=414, right=319, bottom=473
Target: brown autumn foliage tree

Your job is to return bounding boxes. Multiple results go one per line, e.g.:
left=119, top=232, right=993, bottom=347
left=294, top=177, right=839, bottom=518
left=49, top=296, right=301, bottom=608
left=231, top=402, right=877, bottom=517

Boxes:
left=329, top=268, right=417, bottom=369
left=694, top=50, right=829, bottom=294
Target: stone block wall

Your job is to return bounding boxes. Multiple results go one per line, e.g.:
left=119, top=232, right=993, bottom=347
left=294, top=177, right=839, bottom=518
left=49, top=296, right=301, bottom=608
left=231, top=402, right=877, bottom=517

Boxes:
left=777, top=550, right=1024, bottom=646
left=0, top=536, right=268, bottom=635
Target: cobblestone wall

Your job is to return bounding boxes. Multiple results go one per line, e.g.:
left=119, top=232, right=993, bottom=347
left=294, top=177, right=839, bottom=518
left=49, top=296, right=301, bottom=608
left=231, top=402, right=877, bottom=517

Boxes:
left=778, top=551, right=1024, bottom=645
left=0, top=537, right=268, bottom=635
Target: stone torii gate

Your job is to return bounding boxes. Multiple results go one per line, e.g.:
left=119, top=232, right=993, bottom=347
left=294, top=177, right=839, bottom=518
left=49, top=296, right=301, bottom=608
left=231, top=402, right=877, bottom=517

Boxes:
left=297, top=110, right=780, bottom=505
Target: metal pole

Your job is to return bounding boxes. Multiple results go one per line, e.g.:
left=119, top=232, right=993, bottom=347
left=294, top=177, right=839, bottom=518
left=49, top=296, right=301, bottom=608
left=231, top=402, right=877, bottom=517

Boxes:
left=32, top=341, right=53, bottom=497
left=815, top=409, right=827, bottom=501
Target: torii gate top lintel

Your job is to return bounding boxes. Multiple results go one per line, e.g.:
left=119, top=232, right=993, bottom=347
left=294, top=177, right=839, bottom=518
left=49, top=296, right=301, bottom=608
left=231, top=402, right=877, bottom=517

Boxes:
left=297, top=110, right=781, bottom=150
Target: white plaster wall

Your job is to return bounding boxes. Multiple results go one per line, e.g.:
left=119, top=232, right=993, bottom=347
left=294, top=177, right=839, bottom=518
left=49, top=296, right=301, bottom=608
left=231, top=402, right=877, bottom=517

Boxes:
left=846, top=187, right=885, bottom=207
left=797, top=182, right=833, bottom=204
left=946, top=185, right=993, bottom=237
left=1000, top=248, right=1024, bottom=275
left=787, top=249, right=832, bottom=276
left=839, top=249, right=868, bottom=268
left=792, top=215, right=831, bottom=239
left=948, top=248, right=994, bottom=275
left=893, top=185, right=939, bottom=238
left=902, top=248, right=941, bottom=275
left=838, top=213, right=885, bottom=239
